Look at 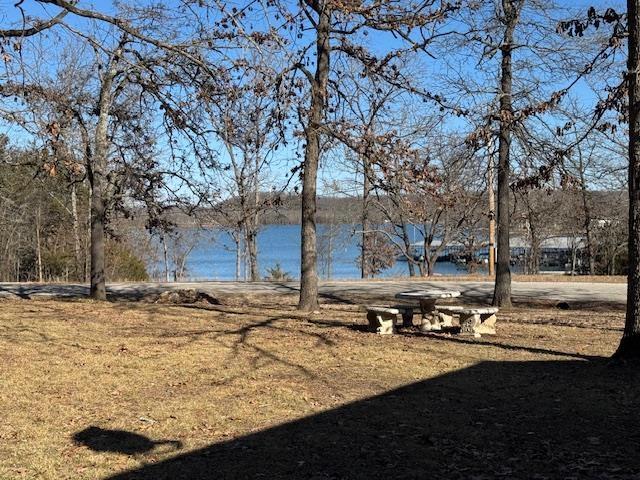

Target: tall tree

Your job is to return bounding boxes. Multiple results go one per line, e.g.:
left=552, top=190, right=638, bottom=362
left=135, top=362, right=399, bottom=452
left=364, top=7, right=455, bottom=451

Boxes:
left=89, top=40, right=122, bottom=300
left=554, top=4, right=633, bottom=354
left=492, top=0, right=523, bottom=306
left=259, top=0, right=458, bottom=310
left=2, top=1, right=230, bottom=298
left=440, top=0, right=620, bottom=302
left=617, top=0, right=640, bottom=357
left=297, top=0, right=330, bottom=310
left=223, top=0, right=462, bottom=305
left=368, top=134, right=484, bottom=277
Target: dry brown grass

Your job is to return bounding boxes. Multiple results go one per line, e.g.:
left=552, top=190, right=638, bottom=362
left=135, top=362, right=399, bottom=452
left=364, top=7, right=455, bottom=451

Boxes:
left=0, top=297, right=637, bottom=479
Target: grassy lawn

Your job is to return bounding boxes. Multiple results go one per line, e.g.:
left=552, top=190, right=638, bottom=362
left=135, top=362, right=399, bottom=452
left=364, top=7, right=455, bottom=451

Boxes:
left=1, top=296, right=639, bottom=479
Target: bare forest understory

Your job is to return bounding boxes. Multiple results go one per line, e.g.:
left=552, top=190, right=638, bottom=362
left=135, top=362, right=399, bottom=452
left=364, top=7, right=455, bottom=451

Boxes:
left=1, top=294, right=639, bottom=480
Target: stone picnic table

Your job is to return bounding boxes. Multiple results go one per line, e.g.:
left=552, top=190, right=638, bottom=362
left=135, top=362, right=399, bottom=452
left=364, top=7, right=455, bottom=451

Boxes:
left=394, top=289, right=461, bottom=332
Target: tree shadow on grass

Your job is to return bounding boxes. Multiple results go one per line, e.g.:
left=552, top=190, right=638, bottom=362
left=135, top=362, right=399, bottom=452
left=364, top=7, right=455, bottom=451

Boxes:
left=98, top=359, right=640, bottom=479
left=401, top=328, right=603, bottom=361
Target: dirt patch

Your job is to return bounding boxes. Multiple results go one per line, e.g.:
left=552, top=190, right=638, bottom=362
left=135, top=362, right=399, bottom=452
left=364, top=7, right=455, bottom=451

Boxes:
left=0, top=298, right=637, bottom=479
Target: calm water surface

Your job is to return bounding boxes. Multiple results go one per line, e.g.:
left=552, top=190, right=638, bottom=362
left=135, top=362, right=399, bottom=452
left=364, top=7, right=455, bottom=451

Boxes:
left=172, top=224, right=477, bottom=281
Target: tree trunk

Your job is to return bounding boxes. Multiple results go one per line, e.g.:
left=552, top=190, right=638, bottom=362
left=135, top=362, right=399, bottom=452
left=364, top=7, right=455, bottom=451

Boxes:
left=578, top=168, right=595, bottom=275
left=488, top=136, right=496, bottom=276
left=407, top=257, right=416, bottom=277
left=615, top=0, right=640, bottom=358
left=89, top=129, right=107, bottom=300
left=85, top=187, right=90, bottom=283
left=493, top=0, right=519, bottom=308
left=327, top=225, right=334, bottom=280
left=162, top=234, right=170, bottom=282
left=247, top=229, right=259, bottom=281
left=528, top=218, right=540, bottom=275
left=248, top=163, right=260, bottom=281
left=400, top=220, right=416, bottom=277
left=235, top=233, right=242, bottom=281
left=583, top=200, right=595, bottom=275
left=35, top=205, right=43, bottom=282
left=298, top=1, right=330, bottom=311
left=530, top=241, right=540, bottom=274
left=249, top=144, right=261, bottom=282
left=89, top=50, right=119, bottom=301
left=361, top=154, right=371, bottom=278
left=71, top=184, right=82, bottom=281
left=425, top=254, right=436, bottom=277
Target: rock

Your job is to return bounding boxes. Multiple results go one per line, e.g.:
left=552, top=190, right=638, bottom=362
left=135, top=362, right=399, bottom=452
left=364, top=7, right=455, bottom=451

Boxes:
left=556, top=301, right=571, bottom=310
left=0, top=292, right=24, bottom=301
left=147, top=289, right=220, bottom=305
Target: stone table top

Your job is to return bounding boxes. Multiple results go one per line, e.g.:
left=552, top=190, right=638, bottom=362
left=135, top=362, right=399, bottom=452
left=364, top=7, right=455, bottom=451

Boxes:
left=394, top=290, right=461, bottom=301
left=437, top=306, right=499, bottom=315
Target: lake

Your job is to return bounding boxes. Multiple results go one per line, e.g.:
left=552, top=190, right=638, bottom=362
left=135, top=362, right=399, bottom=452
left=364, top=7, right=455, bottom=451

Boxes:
left=167, top=224, right=481, bottom=281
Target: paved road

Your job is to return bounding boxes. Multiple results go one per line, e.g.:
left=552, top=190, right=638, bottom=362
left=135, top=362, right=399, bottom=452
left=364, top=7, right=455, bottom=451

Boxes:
left=0, top=279, right=627, bottom=306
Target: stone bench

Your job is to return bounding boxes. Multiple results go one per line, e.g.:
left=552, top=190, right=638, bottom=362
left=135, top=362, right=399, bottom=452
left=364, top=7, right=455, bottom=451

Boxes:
left=391, top=304, right=420, bottom=327
left=436, top=306, right=499, bottom=337
left=366, top=306, right=399, bottom=335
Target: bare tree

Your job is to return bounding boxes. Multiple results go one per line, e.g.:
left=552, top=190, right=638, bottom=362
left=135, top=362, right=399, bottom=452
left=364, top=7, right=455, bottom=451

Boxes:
left=1, top=1, right=237, bottom=298
left=369, top=137, right=484, bottom=277
left=202, top=58, right=283, bottom=282
left=616, top=0, right=640, bottom=357
left=221, top=0, right=461, bottom=310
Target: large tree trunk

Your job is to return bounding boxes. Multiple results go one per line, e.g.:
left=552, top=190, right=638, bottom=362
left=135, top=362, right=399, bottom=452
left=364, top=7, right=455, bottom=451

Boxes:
left=493, top=0, right=519, bottom=308
left=298, top=1, right=330, bottom=311
left=89, top=115, right=108, bottom=300
left=89, top=164, right=107, bottom=299
left=616, top=0, right=640, bottom=358
left=89, top=51, right=119, bottom=301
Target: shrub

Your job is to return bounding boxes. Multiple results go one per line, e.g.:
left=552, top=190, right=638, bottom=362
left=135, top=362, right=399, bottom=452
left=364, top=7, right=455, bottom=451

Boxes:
left=264, top=263, right=293, bottom=282
left=106, top=242, right=149, bottom=281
